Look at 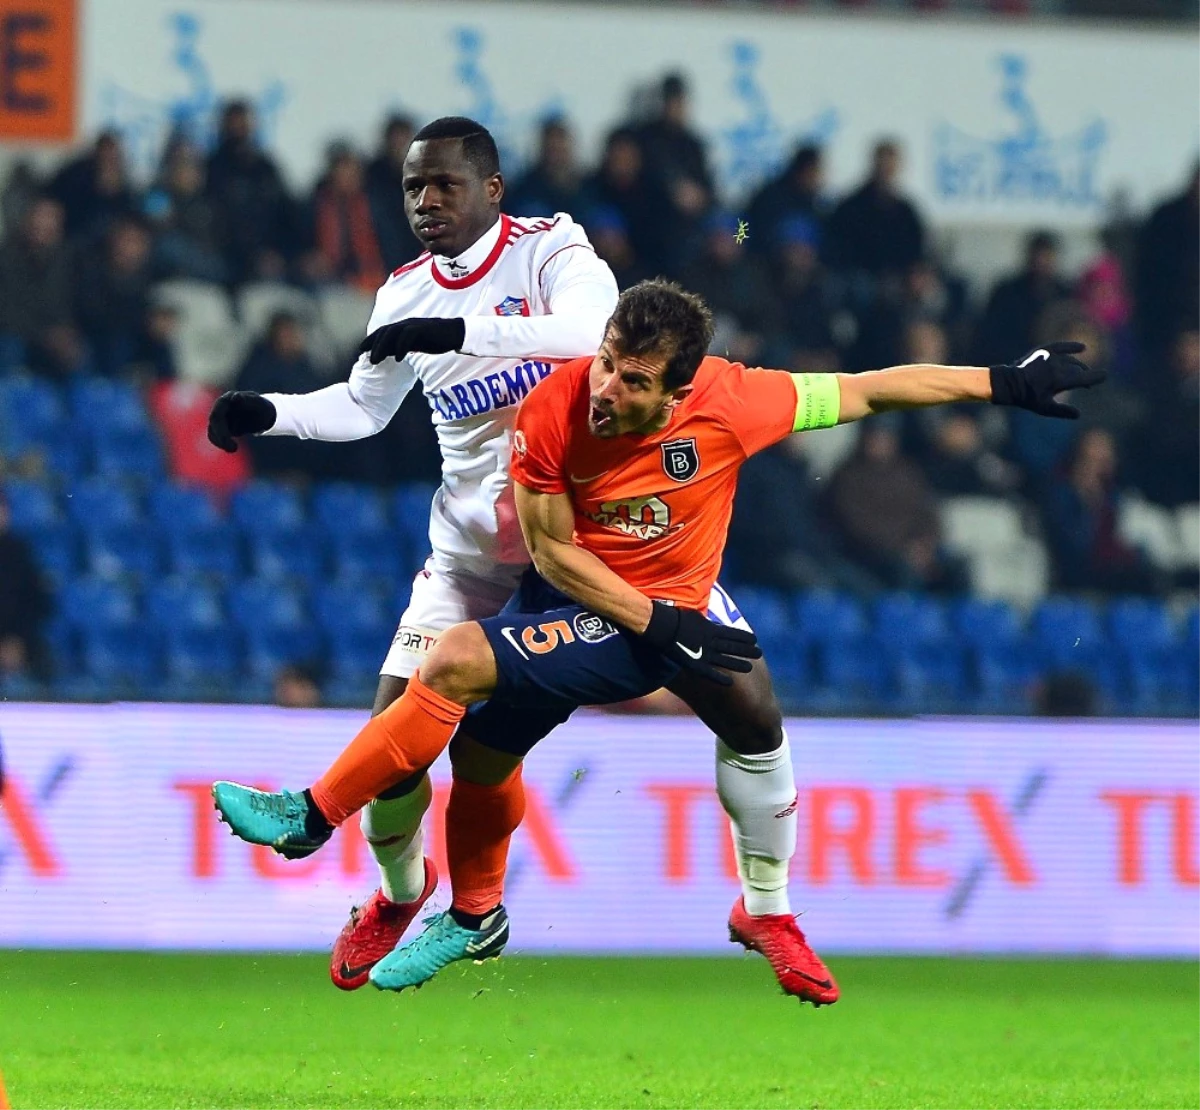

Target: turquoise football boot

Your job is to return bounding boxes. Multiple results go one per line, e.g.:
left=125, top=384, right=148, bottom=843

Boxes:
left=369, top=907, right=509, bottom=992
left=211, top=781, right=331, bottom=859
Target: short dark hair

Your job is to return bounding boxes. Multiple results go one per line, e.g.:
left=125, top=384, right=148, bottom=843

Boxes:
left=608, top=279, right=714, bottom=391
left=412, top=116, right=500, bottom=178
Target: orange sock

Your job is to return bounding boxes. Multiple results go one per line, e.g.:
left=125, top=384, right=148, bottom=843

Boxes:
left=311, top=674, right=464, bottom=826
left=447, top=768, right=527, bottom=915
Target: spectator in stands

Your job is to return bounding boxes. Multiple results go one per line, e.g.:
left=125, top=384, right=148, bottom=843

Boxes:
left=1034, top=671, right=1098, bottom=717
left=508, top=117, right=586, bottom=218
left=1041, top=426, right=1164, bottom=595
left=773, top=215, right=841, bottom=372
left=745, top=144, right=827, bottom=261
left=234, top=311, right=338, bottom=479
left=75, top=215, right=157, bottom=377
left=825, top=139, right=926, bottom=283
left=679, top=211, right=781, bottom=366
left=145, top=137, right=228, bottom=284
left=1078, top=231, right=1136, bottom=382
left=729, top=434, right=879, bottom=595
left=1134, top=162, right=1199, bottom=361
left=274, top=663, right=322, bottom=709
left=632, top=72, right=714, bottom=267
left=205, top=99, right=298, bottom=283
left=365, top=113, right=423, bottom=272
left=828, top=421, right=968, bottom=593
left=582, top=127, right=673, bottom=273
left=1, top=159, right=41, bottom=235
left=0, top=491, right=51, bottom=683
left=48, top=130, right=138, bottom=242
left=0, top=197, right=88, bottom=379
left=1130, top=325, right=1200, bottom=508
left=973, top=230, right=1071, bottom=365
left=584, top=207, right=654, bottom=291
left=303, top=143, right=385, bottom=294
left=904, top=320, right=1020, bottom=497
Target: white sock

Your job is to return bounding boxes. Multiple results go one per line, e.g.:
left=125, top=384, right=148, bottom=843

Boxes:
left=360, top=774, right=432, bottom=904
left=716, top=731, right=797, bottom=917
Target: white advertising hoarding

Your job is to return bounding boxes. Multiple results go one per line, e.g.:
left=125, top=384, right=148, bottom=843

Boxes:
left=1, top=704, right=1196, bottom=955
left=79, top=0, right=1199, bottom=224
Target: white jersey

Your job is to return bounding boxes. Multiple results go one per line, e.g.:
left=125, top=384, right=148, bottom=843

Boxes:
left=261, top=212, right=618, bottom=578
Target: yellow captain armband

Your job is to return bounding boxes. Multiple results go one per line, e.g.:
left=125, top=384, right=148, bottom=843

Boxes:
left=789, top=372, right=841, bottom=432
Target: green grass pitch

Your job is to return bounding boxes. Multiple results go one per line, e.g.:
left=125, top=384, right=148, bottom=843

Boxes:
left=1, top=951, right=1196, bottom=1109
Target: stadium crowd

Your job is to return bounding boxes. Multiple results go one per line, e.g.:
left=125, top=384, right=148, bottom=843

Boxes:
left=0, top=80, right=1196, bottom=710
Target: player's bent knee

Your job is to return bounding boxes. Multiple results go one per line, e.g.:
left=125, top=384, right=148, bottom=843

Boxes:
left=449, top=731, right=523, bottom=787
left=721, top=701, right=784, bottom=756
left=417, top=622, right=499, bottom=705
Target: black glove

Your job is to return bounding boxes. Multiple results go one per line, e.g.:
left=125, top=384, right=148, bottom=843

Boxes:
left=989, top=341, right=1106, bottom=419
left=359, top=317, right=466, bottom=365
left=640, top=601, right=763, bottom=686
left=207, top=391, right=277, bottom=453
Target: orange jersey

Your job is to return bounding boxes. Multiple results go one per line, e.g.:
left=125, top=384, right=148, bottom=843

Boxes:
left=511, top=355, right=801, bottom=610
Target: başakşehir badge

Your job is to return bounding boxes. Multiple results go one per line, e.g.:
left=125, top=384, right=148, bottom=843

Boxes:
left=661, top=438, right=700, bottom=483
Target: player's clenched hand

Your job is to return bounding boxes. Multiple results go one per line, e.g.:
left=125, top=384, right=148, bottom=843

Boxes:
left=207, top=391, right=277, bottom=453
left=989, top=342, right=1105, bottom=419
left=359, top=317, right=467, bottom=365
left=641, top=601, right=763, bottom=686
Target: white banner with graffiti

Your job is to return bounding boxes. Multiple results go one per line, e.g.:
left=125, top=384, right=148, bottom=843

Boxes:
left=74, top=0, right=1199, bottom=225
left=1, top=705, right=1196, bottom=954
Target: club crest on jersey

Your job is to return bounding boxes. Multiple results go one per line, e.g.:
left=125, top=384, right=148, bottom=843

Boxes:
left=573, top=612, right=619, bottom=644
left=494, top=296, right=531, bottom=317
left=661, top=438, right=700, bottom=483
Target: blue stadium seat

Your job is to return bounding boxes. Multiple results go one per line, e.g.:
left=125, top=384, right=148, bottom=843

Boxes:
left=891, top=643, right=969, bottom=712
left=1031, top=597, right=1104, bottom=664
left=166, top=526, right=244, bottom=579
left=313, top=482, right=389, bottom=537
left=1125, top=651, right=1199, bottom=716
left=247, top=528, right=327, bottom=582
left=68, top=379, right=151, bottom=432
left=948, top=597, right=1023, bottom=649
left=1183, top=606, right=1199, bottom=652
left=2, top=479, right=60, bottom=531
left=792, top=590, right=866, bottom=644
left=162, top=627, right=242, bottom=689
left=1107, top=597, right=1176, bottom=655
left=973, top=644, right=1043, bottom=712
left=815, top=637, right=890, bottom=707
left=42, top=426, right=91, bottom=479
left=66, top=477, right=142, bottom=532
left=145, top=577, right=225, bottom=631
left=43, top=615, right=77, bottom=675
left=326, top=626, right=390, bottom=704
left=244, top=624, right=325, bottom=680
left=27, top=523, right=79, bottom=582
left=393, top=483, right=436, bottom=544
left=80, top=626, right=161, bottom=691
left=148, top=484, right=222, bottom=533
left=58, top=576, right=139, bottom=631
left=85, top=526, right=164, bottom=581
left=873, top=592, right=950, bottom=648
left=92, top=428, right=166, bottom=481
left=312, top=581, right=392, bottom=637
left=230, top=482, right=307, bottom=533
left=729, top=587, right=792, bottom=642
left=329, top=531, right=412, bottom=583
left=226, top=578, right=307, bottom=632
left=0, top=375, right=64, bottom=439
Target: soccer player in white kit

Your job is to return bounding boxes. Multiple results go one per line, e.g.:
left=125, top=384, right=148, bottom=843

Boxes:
left=209, top=118, right=804, bottom=997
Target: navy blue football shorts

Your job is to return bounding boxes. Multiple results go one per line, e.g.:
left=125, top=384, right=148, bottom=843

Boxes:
left=461, top=569, right=748, bottom=758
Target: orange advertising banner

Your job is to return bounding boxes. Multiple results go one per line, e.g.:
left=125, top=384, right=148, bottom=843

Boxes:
left=0, top=0, right=76, bottom=142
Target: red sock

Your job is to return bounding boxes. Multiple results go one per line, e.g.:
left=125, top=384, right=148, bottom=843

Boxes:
left=310, top=674, right=464, bottom=826
left=447, top=768, right=526, bottom=915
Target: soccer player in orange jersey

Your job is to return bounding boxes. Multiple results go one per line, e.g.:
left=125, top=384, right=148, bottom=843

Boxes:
left=214, top=280, right=1102, bottom=1002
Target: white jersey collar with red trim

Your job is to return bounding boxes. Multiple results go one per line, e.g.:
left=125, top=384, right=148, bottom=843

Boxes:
left=430, top=214, right=508, bottom=289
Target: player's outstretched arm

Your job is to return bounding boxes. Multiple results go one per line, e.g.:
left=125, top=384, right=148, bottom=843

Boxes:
left=514, top=482, right=760, bottom=686
left=833, top=342, right=1104, bottom=423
